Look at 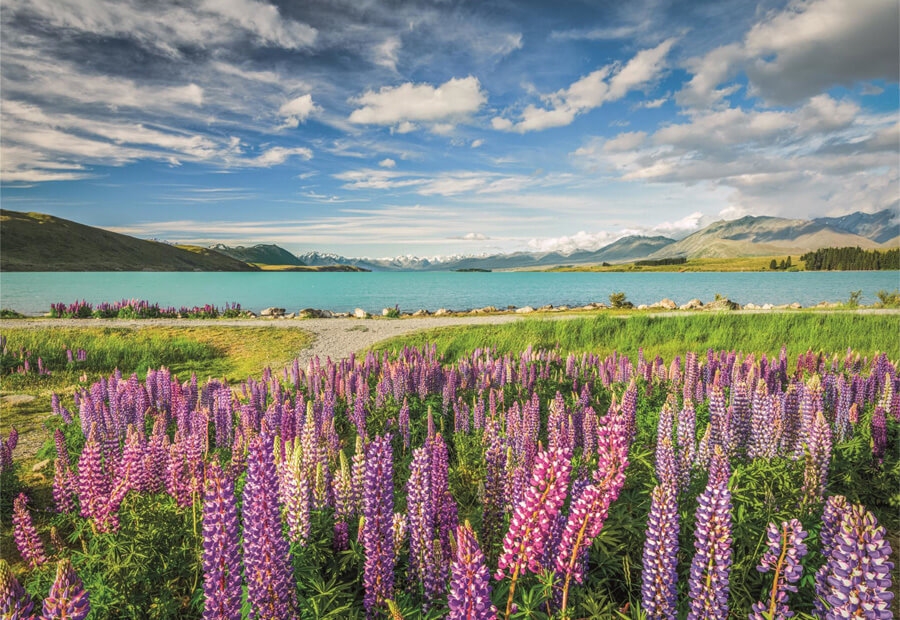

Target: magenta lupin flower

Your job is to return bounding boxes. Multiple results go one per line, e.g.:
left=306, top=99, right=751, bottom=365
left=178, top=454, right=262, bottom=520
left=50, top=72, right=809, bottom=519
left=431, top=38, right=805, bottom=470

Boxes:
left=362, top=434, right=395, bottom=616
left=749, top=519, right=808, bottom=620
left=496, top=445, right=572, bottom=620
left=77, top=424, right=110, bottom=524
left=0, top=559, right=34, bottom=619
left=242, top=432, right=297, bottom=620
left=13, top=493, right=48, bottom=569
left=448, top=522, right=498, bottom=620
left=52, top=459, right=76, bottom=514
left=41, top=558, right=90, bottom=620
left=201, top=461, right=242, bottom=620
left=641, top=483, right=679, bottom=620
left=820, top=503, right=894, bottom=618
left=687, top=447, right=732, bottom=620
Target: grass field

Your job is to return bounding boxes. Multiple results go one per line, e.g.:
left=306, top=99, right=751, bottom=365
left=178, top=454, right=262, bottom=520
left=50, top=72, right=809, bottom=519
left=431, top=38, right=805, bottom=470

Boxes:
left=372, top=312, right=899, bottom=362
left=544, top=255, right=804, bottom=272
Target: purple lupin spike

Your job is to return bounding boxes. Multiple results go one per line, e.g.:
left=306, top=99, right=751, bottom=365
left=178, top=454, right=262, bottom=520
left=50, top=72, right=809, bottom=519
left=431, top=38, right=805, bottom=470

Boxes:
left=362, top=434, right=395, bottom=616
left=641, top=483, right=679, bottom=620
left=41, top=558, right=90, bottom=620
left=480, top=422, right=507, bottom=565
left=407, top=444, right=435, bottom=602
left=813, top=494, right=849, bottom=617
left=871, top=404, right=887, bottom=463
left=801, top=410, right=832, bottom=508
left=687, top=446, right=732, bottom=620
left=0, top=559, right=34, bottom=619
left=749, top=519, right=808, bottom=620
left=242, top=431, right=297, bottom=620
left=201, top=461, right=242, bottom=620
left=820, top=503, right=894, bottom=618
left=448, top=522, right=498, bottom=620
left=13, top=493, right=48, bottom=569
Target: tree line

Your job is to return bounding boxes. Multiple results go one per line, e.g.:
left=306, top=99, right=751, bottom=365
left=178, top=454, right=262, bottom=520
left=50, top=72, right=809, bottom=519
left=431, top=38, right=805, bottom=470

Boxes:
left=800, top=247, right=899, bottom=271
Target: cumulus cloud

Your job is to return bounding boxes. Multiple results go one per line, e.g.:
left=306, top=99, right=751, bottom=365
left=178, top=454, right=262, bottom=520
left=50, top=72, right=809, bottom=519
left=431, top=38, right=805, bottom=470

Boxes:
left=457, top=232, right=489, bottom=240
left=570, top=94, right=897, bottom=219
left=349, top=76, right=487, bottom=132
left=378, top=158, right=396, bottom=168
left=493, top=39, right=676, bottom=132
left=678, top=0, right=899, bottom=107
left=470, top=139, right=484, bottom=148
left=278, top=94, right=318, bottom=128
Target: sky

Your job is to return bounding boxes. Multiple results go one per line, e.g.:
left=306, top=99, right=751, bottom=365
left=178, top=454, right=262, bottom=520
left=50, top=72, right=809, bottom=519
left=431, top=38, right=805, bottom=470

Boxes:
left=1, top=0, right=897, bottom=258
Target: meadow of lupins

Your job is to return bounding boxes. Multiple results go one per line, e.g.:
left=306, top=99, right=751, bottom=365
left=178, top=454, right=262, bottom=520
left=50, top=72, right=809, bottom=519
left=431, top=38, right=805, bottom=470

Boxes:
left=1, top=344, right=897, bottom=618
left=49, top=299, right=244, bottom=319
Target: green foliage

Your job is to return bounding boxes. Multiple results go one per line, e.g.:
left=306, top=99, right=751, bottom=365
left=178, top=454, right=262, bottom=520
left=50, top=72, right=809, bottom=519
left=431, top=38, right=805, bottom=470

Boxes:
left=385, top=305, right=402, bottom=319
left=846, top=289, right=862, bottom=308
left=609, top=292, right=632, bottom=309
left=875, top=289, right=900, bottom=308
left=801, top=246, right=900, bottom=271
left=373, top=313, right=900, bottom=363
left=0, top=308, right=26, bottom=319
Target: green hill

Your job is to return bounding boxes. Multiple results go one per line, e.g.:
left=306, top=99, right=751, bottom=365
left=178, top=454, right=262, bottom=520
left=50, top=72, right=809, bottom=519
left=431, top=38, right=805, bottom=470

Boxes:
left=210, top=243, right=305, bottom=266
left=0, top=210, right=258, bottom=271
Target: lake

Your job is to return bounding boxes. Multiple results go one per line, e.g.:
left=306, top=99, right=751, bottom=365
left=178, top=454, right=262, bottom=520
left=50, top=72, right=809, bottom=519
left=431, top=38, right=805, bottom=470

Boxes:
left=1, top=271, right=898, bottom=316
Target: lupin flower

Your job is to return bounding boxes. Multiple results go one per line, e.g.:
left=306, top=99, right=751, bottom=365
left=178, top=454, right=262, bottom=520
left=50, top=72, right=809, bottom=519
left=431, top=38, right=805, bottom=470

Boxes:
left=41, top=558, right=90, bottom=620
left=201, top=461, right=242, bottom=620
left=820, top=503, right=894, bottom=618
left=801, top=410, right=832, bottom=509
left=407, top=444, right=436, bottom=600
left=13, top=493, right=48, bottom=569
left=871, top=405, right=887, bottom=463
left=641, top=484, right=679, bottom=620
left=0, top=559, right=34, bottom=619
left=480, top=425, right=507, bottom=564
left=362, top=434, right=396, bottom=615
left=496, top=446, right=572, bottom=619
left=242, top=432, right=297, bottom=620
left=448, top=522, right=498, bottom=620
left=813, top=494, right=849, bottom=617
left=749, top=519, right=808, bottom=620
left=687, top=447, right=732, bottom=620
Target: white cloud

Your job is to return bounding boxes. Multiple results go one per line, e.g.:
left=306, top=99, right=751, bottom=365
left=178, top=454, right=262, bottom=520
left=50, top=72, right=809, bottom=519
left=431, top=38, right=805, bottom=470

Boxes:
left=3, top=0, right=317, bottom=56
left=678, top=0, right=899, bottom=107
left=378, top=158, right=396, bottom=168
left=278, top=94, right=318, bottom=128
left=247, top=146, right=313, bottom=167
left=348, top=76, right=487, bottom=132
left=460, top=232, right=489, bottom=240
left=639, top=97, right=667, bottom=109
left=373, top=36, right=401, bottom=71
left=569, top=96, right=897, bottom=220
left=493, top=39, right=677, bottom=132
left=470, top=139, right=484, bottom=148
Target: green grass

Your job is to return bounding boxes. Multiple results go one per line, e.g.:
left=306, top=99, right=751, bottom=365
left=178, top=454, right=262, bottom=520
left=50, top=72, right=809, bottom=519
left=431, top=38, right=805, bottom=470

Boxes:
left=0, top=326, right=313, bottom=461
left=371, top=313, right=900, bottom=362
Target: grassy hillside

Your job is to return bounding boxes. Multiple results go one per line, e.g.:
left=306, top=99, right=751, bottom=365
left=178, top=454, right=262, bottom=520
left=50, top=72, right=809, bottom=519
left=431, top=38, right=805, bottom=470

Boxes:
left=0, top=210, right=258, bottom=271
left=210, top=243, right=306, bottom=266
left=545, top=255, right=804, bottom=272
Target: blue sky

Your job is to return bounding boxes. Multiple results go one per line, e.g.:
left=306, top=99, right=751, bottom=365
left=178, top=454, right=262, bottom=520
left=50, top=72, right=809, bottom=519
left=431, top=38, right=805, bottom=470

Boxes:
left=1, top=0, right=897, bottom=257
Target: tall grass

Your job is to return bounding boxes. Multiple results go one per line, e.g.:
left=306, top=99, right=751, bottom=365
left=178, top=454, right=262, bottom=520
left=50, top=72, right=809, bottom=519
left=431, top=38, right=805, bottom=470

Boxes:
left=372, top=313, right=899, bottom=362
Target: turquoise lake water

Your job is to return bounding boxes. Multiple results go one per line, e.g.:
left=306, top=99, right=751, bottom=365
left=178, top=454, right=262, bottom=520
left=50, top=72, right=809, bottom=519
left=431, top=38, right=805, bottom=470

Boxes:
left=1, top=271, right=898, bottom=316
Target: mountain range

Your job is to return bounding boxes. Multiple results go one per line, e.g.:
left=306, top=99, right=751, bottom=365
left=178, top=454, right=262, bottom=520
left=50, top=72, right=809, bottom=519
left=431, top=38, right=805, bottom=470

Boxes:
left=1, top=208, right=896, bottom=272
